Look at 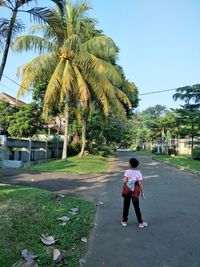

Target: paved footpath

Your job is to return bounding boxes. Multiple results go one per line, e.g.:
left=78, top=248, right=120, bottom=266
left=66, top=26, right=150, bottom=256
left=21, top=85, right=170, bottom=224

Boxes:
left=1, top=150, right=200, bottom=267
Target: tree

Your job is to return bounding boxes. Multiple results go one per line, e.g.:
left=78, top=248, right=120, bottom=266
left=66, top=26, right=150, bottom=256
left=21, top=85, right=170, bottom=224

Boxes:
left=173, top=84, right=200, bottom=153
left=0, top=0, right=64, bottom=80
left=0, top=100, right=46, bottom=137
left=14, top=0, right=135, bottom=159
left=0, top=99, right=18, bottom=134
left=142, top=104, right=167, bottom=119
left=7, top=103, right=46, bottom=137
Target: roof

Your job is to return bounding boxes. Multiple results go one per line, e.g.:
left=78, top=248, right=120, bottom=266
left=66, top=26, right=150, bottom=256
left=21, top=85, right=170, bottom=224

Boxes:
left=0, top=92, right=26, bottom=106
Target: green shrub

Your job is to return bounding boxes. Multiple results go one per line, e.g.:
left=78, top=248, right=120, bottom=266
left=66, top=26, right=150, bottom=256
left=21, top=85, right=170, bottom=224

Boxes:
left=68, top=142, right=81, bottom=156
left=192, top=147, right=200, bottom=160
left=129, top=144, right=136, bottom=151
left=152, top=147, right=158, bottom=154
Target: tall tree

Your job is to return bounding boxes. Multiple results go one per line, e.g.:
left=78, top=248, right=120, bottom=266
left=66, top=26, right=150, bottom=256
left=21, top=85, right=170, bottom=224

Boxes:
left=14, top=0, right=135, bottom=159
left=0, top=0, right=60, bottom=80
left=173, top=84, right=200, bottom=152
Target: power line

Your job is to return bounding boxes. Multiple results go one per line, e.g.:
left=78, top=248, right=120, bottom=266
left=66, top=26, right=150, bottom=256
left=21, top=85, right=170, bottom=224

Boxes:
left=0, top=82, right=18, bottom=95
left=2, top=73, right=180, bottom=102
left=139, top=88, right=177, bottom=96
left=2, top=74, right=22, bottom=88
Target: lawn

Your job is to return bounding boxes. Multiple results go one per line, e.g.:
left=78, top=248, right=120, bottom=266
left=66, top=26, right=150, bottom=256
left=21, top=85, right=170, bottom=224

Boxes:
left=153, top=154, right=200, bottom=172
left=136, top=151, right=200, bottom=172
left=25, top=155, right=110, bottom=173
left=0, top=185, right=95, bottom=267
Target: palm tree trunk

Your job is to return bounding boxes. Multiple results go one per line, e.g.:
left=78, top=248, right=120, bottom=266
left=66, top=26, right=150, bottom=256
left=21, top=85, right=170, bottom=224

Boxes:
left=79, top=116, right=86, bottom=158
left=62, top=103, right=69, bottom=160
left=0, top=10, right=17, bottom=81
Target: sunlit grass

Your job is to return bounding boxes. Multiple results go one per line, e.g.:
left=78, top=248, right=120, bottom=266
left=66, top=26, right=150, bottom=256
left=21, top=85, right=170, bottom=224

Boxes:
left=136, top=151, right=200, bottom=172
left=24, top=155, right=110, bottom=173
left=154, top=155, right=200, bottom=172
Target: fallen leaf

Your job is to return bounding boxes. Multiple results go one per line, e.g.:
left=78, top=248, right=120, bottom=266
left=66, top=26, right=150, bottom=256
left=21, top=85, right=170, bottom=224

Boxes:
left=96, top=201, right=104, bottom=206
left=57, top=216, right=70, bottom=222
left=70, top=208, right=79, bottom=213
left=40, top=234, right=58, bottom=245
left=81, top=237, right=87, bottom=243
left=53, top=249, right=61, bottom=261
left=79, top=258, right=86, bottom=266
left=59, top=222, right=66, bottom=226
left=69, top=208, right=79, bottom=215
left=21, top=249, right=37, bottom=262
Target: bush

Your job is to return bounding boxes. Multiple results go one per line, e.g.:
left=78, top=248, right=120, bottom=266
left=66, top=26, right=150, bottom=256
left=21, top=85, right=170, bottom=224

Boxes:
left=129, top=144, right=136, bottom=151
left=192, top=147, right=200, bottom=160
left=68, top=142, right=81, bottom=156
left=168, top=147, right=177, bottom=156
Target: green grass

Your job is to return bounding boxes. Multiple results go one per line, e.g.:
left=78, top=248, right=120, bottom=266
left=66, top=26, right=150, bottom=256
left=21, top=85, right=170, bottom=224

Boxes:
left=136, top=151, right=200, bottom=172
left=135, top=150, right=153, bottom=156
left=153, top=154, right=200, bottom=172
left=0, top=185, right=95, bottom=267
left=25, top=155, right=110, bottom=173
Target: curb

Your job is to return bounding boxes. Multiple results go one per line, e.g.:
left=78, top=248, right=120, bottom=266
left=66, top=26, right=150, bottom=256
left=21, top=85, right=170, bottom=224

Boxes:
left=152, top=157, right=200, bottom=177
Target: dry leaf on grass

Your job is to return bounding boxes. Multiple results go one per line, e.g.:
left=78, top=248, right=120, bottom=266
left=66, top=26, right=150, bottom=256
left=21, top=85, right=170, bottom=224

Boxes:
left=21, top=249, right=37, bottom=262
left=40, top=234, right=58, bottom=245
left=69, top=208, right=79, bottom=215
left=81, top=237, right=87, bottom=243
left=53, top=249, right=61, bottom=262
left=57, top=216, right=70, bottom=222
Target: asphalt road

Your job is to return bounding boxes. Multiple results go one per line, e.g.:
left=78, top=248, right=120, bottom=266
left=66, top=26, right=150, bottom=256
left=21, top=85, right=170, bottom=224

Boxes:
left=85, top=150, right=200, bottom=267
left=1, top=150, right=200, bottom=267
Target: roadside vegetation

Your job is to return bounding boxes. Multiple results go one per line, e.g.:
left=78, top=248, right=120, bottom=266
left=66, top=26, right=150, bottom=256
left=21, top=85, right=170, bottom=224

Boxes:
left=136, top=151, right=200, bottom=172
left=0, top=185, right=95, bottom=267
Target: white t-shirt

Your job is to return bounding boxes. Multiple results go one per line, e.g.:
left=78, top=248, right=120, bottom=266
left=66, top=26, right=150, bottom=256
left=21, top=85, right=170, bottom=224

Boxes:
left=124, top=169, right=143, bottom=191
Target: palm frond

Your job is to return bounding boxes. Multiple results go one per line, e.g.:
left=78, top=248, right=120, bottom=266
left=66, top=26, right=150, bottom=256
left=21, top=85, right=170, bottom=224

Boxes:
left=83, top=36, right=119, bottom=62
left=12, top=35, right=53, bottom=53
left=43, top=59, right=66, bottom=114
left=0, top=0, right=13, bottom=9
left=114, top=88, right=131, bottom=107
left=50, top=0, right=65, bottom=15
left=0, top=18, right=25, bottom=41
left=60, top=59, right=76, bottom=102
left=17, top=0, right=34, bottom=9
left=17, top=52, right=57, bottom=96
left=64, top=33, right=81, bottom=54
left=123, top=80, right=139, bottom=107
left=73, top=64, right=90, bottom=102
left=89, top=54, right=122, bottom=86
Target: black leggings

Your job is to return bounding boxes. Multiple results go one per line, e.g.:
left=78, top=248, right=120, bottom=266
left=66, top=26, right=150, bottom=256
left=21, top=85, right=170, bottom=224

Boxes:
left=123, top=196, right=143, bottom=223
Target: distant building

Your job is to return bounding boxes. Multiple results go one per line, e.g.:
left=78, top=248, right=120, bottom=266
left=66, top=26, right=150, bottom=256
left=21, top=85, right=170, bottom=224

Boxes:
left=0, top=92, right=26, bottom=106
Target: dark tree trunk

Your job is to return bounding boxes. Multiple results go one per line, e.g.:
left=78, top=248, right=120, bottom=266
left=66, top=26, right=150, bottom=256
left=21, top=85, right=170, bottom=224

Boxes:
left=0, top=10, right=17, bottom=81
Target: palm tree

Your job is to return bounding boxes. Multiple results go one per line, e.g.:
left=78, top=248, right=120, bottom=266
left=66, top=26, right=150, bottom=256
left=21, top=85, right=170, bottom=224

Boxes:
left=13, top=0, right=135, bottom=159
left=0, top=0, right=61, bottom=80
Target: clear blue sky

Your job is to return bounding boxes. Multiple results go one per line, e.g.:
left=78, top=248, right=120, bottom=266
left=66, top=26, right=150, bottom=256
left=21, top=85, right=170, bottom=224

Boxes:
left=0, top=0, right=200, bottom=111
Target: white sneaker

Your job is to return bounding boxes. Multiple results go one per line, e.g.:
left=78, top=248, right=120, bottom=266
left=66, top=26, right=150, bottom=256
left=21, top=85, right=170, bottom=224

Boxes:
left=121, top=221, right=128, bottom=227
left=139, top=221, right=148, bottom=228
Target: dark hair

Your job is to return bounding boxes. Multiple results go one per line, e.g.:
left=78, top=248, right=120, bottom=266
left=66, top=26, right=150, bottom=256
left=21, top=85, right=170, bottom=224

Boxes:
left=129, top=158, right=139, bottom=168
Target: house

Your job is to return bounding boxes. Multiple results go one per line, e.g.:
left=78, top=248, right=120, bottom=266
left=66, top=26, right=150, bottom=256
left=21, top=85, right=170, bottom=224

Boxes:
left=0, top=92, right=26, bottom=106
